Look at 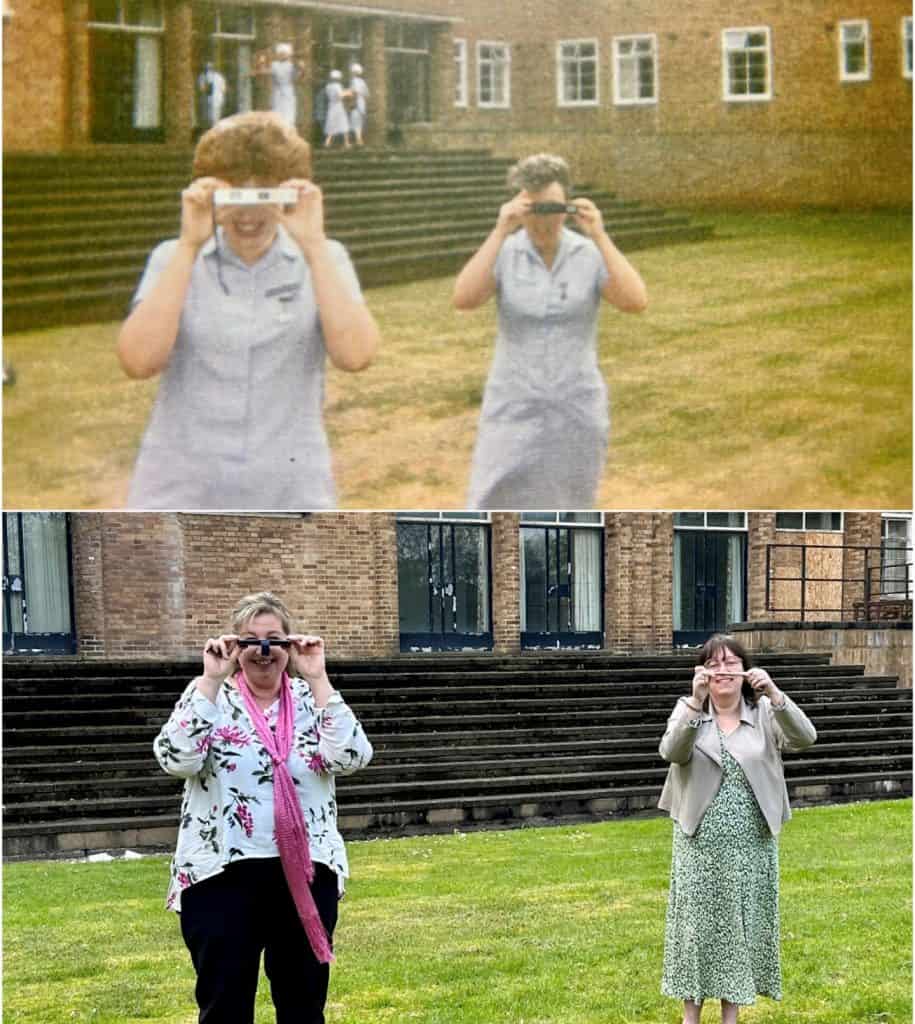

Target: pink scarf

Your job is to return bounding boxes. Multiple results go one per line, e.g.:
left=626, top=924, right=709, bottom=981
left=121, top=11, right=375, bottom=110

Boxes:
left=235, top=669, right=334, bottom=964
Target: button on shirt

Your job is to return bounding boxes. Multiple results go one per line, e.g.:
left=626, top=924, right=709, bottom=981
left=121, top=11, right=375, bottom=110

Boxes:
left=154, top=677, right=373, bottom=912
left=468, top=227, right=611, bottom=509
left=126, top=226, right=363, bottom=510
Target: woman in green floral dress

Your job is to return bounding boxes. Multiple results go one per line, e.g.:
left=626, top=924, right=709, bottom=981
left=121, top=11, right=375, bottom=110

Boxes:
left=658, top=634, right=817, bottom=1024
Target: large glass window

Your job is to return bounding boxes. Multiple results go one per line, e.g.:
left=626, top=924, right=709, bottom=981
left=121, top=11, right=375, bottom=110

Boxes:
left=722, top=27, right=772, bottom=101
left=478, top=41, right=510, bottom=108
left=557, top=39, right=598, bottom=106
left=396, top=514, right=491, bottom=650
left=880, top=514, right=912, bottom=598
left=673, top=512, right=747, bottom=530
left=613, top=34, right=657, bottom=105
left=673, top=521, right=747, bottom=645
left=839, top=20, right=870, bottom=82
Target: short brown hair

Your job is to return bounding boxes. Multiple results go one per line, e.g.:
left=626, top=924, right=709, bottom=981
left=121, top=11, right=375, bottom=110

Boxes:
left=193, top=111, right=311, bottom=184
left=231, top=592, right=293, bottom=635
left=695, top=633, right=758, bottom=707
left=506, top=153, right=572, bottom=196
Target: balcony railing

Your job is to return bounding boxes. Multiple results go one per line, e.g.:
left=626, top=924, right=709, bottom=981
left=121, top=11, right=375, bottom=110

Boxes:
left=765, top=543, right=912, bottom=621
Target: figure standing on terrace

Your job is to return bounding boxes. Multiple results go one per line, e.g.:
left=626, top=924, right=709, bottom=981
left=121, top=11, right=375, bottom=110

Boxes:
left=657, top=633, right=818, bottom=1024
left=453, top=152, right=648, bottom=509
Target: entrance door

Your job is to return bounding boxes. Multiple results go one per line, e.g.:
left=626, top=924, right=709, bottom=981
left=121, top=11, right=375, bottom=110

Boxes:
left=90, top=30, right=163, bottom=142
left=520, top=525, right=603, bottom=648
left=387, top=51, right=430, bottom=124
left=397, top=518, right=492, bottom=651
left=2, top=514, right=75, bottom=655
left=673, top=530, right=746, bottom=646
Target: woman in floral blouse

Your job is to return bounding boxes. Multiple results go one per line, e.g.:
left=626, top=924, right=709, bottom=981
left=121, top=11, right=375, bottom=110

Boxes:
left=154, top=591, right=373, bottom=1023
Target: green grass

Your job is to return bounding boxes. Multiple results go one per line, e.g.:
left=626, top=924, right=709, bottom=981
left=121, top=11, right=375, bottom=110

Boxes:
left=3, top=210, right=911, bottom=508
left=3, top=800, right=911, bottom=1023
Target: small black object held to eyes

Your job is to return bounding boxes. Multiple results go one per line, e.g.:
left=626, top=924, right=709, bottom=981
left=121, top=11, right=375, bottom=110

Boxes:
left=530, top=201, right=579, bottom=215
left=237, top=638, right=292, bottom=657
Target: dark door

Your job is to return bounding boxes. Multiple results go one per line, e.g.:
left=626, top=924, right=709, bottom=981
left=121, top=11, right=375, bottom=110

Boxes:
left=3, top=513, right=76, bottom=655
left=397, top=521, right=492, bottom=651
left=673, top=531, right=746, bottom=646
left=521, top=527, right=603, bottom=649
left=91, top=30, right=164, bottom=142
left=386, top=51, right=430, bottom=126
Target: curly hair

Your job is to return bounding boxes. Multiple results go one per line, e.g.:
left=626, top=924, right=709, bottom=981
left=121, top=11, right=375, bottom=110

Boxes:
left=231, top=591, right=293, bottom=635
left=506, top=153, right=572, bottom=195
left=192, top=111, right=311, bottom=185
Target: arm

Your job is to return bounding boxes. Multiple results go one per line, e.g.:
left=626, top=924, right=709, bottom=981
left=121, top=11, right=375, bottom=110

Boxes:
left=280, top=181, right=379, bottom=372
left=659, top=667, right=710, bottom=763
left=452, top=193, right=530, bottom=310
left=154, top=681, right=221, bottom=779
left=747, top=668, right=818, bottom=752
left=571, top=198, right=648, bottom=313
left=315, top=694, right=374, bottom=775
left=117, top=177, right=228, bottom=379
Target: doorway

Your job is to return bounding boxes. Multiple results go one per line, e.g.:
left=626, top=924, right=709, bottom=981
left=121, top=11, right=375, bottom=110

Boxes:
left=673, top=522, right=747, bottom=646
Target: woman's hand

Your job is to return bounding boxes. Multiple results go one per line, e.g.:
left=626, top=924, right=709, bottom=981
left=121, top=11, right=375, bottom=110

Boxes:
left=180, top=177, right=230, bottom=252
left=202, top=634, right=241, bottom=683
left=747, top=667, right=784, bottom=704
left=279, top=179, right=326, bottom=257
left=691, top=666, right=712, bottom=706
left=495, top=192, right=531, bottom=237
left=288, top=634, right=327, bottom=681
left=570, top=197, right=605, bottom=240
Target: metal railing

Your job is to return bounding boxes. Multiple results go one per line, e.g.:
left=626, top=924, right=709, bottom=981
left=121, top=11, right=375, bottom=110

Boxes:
left=765, top=543, right=913, bottom=621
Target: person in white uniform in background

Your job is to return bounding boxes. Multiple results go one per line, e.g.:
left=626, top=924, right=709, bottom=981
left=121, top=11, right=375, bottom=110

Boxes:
left=254, top=42, right=301, bottom=127
left=323, top=70, right=351, bottom=149
left=347, top=63, right=370, bottom=146
left=198, top=62, right=228, bottom=129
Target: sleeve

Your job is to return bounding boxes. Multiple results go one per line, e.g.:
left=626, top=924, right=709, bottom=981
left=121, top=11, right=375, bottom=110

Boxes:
left=492, top=235, right=510, bottom=291
left=658, top=698, right=702, bottom=764
left=767, top=694, right=817, bottom=753
left=153, top=679, right=221, bottom=779
left=326, top=238, right=365, bottom=304
left=315, top=692, right=373, bottom=776
left=594, top=239, right=610, bottom=295
left=131, top=239, right=181, bottom=310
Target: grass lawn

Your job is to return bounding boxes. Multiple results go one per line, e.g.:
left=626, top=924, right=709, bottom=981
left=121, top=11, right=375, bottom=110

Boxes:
left=3, top=799, right=911, bottom=1024
left=2, top=210, right=910, bottom=509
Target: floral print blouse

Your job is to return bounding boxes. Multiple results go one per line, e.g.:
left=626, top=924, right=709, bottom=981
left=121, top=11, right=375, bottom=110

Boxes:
left=154, top=676, right=373, bottom=912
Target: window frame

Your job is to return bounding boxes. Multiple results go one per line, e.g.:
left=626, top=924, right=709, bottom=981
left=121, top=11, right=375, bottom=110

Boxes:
left=454, top=37, right=468, bottom=106
left=721, top=26, right=772, bottom=103
left=838, top=19, right=871, bottom=83
left=212, top=5, right=255, bottom=40
left=774, top=512, right=844, bottom=533
left=556, top=38, right=599, bottom=108
left=520, top=512, right=604, bottom=527
left=87, top=0, right=164, bottom=32
left=612, top=33, right=658, bottom=106
left=477, top=40, right=511, bottom=109
left=672, top=512, right=748, bottom=532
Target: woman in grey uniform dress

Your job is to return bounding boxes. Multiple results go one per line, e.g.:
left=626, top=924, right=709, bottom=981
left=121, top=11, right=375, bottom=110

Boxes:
left=658, top=634, right=817, bottom=1024
left=454, top=153, right=647, bottom=509
left=118, top=112, right=380, bottom=510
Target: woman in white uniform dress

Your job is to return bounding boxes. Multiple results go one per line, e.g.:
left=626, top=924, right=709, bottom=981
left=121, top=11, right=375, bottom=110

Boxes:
left=454, top=153, right=648, bottom=509
left=117, top=112, right=380, bottom=510
left=323, top=70, right=351, bottom=148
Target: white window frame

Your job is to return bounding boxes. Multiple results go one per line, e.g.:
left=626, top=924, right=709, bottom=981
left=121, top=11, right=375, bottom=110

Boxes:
left=774, top=512, right=844, bottom=533
left=87, top=0, right=164, bottom=32
left=454, top=38, right=468, bottom=106
left=673, top=512, right=748, bottom=532
left=612, top=33, right=658, bottom=106
left=212, top=7, right=255, bottom=41
left=396, top=511, right=491, bottom=524
left=722, top=26, right=772, bottom=102
left=477, top=40, right=511, bottom=109
left=880, top=513, right=913, bottom=598
left=520, top=512, right=604, bottom=527
left=903, top=17, right=913, bottom=79
left=839, top=19, right=871, bottom=83
left=556, top=38, right=599, bottom=107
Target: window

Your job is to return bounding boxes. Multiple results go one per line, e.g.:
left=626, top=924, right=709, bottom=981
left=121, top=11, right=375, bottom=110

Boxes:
left=722, top=27, right=771, bottom=101
left=478, top=41, right=510, bottom=108
left=520, top=512, right=602, bottom=525
left=454, top=38, right=468, bottom=106
left=396, top=512, right=489, bottom=522
left=386, top=21, right=429, bottom=52
left=613, top=34, right=657, bottom=105
left=213, top=6, right=253, bottom=38
left=673, top=512, right=747, bottom=530
left=880, top=514, right=912, bottom=598
left=903, top=17, right=913, bottom=79
left=557, top=39, right=598, bottom=106
left=775, top=512, right=843, bottom=532
left=89, top=0, right=163, bottom=28
left=839, top=20, right=870, bottom=82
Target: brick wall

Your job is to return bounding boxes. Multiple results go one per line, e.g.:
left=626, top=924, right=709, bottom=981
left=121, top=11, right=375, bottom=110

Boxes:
left=605, top=512, right=673, bottom=652
left=491, top=513, right=521, bottom=653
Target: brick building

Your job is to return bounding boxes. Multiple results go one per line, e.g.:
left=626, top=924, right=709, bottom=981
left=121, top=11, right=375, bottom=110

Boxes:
left=3, top=511, right=910, bottom=677
left=3, top=0, right=910, bottom=206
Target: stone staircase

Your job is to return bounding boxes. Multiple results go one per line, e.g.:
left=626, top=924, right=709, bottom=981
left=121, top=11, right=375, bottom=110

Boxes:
left=3, top=147, right=712, bottom=333
left=3, top=652, right=910, bottom=859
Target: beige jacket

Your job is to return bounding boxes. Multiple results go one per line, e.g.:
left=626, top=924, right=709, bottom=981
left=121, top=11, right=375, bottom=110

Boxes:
left=657, top=694, right=817, bottom=837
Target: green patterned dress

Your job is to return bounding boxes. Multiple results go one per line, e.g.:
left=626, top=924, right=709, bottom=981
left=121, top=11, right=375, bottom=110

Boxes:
left=661, top=727, right=782, bottom=1005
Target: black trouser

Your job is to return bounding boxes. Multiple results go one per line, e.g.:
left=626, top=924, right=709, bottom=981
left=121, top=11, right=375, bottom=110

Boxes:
left=179, top=858, right=339, bottom=1024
